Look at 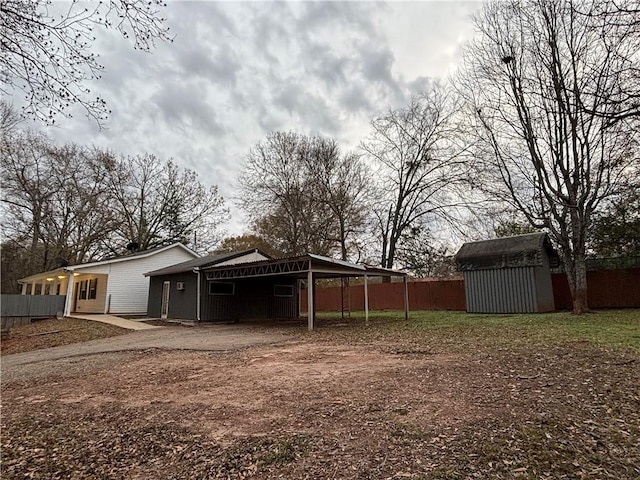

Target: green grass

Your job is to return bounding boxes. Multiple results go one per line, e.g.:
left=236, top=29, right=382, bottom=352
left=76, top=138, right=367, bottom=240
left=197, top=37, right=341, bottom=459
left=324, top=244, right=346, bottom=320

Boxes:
left=316, top=309, right=640, bottom=351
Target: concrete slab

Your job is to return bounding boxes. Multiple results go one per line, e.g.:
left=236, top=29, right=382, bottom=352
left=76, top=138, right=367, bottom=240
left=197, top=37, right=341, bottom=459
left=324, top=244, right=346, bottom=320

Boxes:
left=67, top=314, right=162, bottom=331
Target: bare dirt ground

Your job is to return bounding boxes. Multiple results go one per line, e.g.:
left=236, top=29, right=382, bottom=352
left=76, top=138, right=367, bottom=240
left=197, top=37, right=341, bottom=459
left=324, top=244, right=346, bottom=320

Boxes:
left=2, top=316, right=639, bottom=479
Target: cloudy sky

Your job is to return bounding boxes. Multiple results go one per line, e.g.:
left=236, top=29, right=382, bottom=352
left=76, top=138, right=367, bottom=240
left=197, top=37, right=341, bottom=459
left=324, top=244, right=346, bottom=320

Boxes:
left=30, top=0, right=482, bottom=235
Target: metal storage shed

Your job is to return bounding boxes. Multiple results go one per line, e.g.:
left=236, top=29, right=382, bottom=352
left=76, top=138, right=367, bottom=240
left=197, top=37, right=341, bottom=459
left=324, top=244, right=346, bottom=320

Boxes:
left=455, top=233, right=559, bottom=313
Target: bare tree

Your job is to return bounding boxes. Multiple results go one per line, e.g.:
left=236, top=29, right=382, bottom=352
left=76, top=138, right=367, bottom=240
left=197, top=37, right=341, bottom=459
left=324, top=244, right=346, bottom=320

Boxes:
left=107, top=154, right=229, bottom=254
left=214, top=234, right=282, bottom=258
left=0, top=131, right=119, bottom=276
left=1, top=100, right=24, bottom=133
left=1, top=0, right=171, bottom=126
left=238, top=132, right=369, bottom=259
left=361, top=86, right=468, bottom=269
left=456, top=0, right=640, bottom=313
left=304, top=146, right=370, bottom=261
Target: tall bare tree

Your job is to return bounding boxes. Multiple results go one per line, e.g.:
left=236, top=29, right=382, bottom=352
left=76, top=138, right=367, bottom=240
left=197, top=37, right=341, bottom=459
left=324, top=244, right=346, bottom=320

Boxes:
left=1, top=0, right=171, bottom=125
left=456, top=0, right=640, bottom=313
left=106, top=154, right=229, bottom=254
left=304, top=148, right=370, bottom=261
left=238, top=132, right=369, bottom=259
left=361, top=86, right=468, bottom=269
left=1, top=131, right=118, bottom=275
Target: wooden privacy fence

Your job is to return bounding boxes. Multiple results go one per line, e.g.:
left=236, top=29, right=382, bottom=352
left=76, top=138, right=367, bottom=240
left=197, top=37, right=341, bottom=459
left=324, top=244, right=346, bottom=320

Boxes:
left=1, top=294, right=66, bottom=329
left=302, top=268, right=640, bottom=312
left=301, top=278, right=465, bottom=312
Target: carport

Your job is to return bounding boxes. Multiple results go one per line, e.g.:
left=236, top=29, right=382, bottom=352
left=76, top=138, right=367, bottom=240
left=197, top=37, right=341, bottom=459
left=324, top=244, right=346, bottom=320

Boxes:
left=201, top=254, right=409, bottom=331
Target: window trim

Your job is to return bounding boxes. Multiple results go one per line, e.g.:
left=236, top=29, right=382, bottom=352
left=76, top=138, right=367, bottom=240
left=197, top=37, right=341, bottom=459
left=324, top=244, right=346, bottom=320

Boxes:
left=88, top=278, right=98, bottom=300
left=274, top=284, right=294, bottom=298
left=79, top=280, right=88, bottom=300
left=208, top=281, right=235, bottom=296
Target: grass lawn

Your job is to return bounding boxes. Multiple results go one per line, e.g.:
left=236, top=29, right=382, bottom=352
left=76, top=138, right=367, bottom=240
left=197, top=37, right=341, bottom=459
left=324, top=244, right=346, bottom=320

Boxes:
left=314, top=309, right=640, bottom=352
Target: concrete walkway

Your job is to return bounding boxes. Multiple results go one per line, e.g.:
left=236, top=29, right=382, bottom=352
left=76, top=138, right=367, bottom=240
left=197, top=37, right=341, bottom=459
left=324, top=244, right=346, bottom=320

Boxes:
left=67, top=314, right=162, bottom=331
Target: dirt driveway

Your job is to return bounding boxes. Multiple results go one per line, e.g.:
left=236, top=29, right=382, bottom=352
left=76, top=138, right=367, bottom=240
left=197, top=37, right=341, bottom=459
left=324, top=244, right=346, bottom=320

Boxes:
left=2, top=317, right=639, bottom=479
left=1, top=323, right=294, bottom=369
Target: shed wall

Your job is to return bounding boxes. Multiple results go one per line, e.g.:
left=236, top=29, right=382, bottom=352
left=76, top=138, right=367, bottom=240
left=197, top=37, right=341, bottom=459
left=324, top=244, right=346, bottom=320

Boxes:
left=201, top=278, right=298, bottom=321
left=464, top=267, right=544, bottom=313
left=148, top=274, right=198, bottom=320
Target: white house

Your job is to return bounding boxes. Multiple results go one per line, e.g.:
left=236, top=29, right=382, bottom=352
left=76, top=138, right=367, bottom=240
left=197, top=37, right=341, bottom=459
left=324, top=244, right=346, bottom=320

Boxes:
left=17, top=243, right=198, bottom=316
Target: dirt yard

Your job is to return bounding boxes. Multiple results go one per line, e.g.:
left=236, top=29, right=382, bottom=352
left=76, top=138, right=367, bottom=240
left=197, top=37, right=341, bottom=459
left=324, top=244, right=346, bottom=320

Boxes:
left=1, top=317, right=127, bottom=355
left=2, top=313, right=639, bottom=479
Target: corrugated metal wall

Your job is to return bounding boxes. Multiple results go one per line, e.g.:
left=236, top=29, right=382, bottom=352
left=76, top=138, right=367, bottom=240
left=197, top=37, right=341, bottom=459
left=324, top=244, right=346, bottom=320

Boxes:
left=464, top=267, right=541, bottom=313
left=201, top=278, right=298, bottom=321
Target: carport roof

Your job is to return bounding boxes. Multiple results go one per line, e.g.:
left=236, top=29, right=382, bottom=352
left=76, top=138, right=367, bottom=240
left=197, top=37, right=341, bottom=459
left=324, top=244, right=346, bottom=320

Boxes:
left=145, top=249, right=271, bottom=276
left=201, top=253, right=407, bottom=280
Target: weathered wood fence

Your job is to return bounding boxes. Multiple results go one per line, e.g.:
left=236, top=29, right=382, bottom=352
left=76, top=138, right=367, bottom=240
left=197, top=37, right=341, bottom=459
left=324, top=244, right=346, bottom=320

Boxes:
left=301, top=268, right=640, bottom=312
left=1, top=295, right=66, bottom=329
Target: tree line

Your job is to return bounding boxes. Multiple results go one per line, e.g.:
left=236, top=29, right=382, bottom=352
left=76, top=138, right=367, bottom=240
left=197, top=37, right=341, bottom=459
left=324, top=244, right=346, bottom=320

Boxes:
left=1, top=105, right=228, bottom=292
left=2, top=0, right=639, bottom=313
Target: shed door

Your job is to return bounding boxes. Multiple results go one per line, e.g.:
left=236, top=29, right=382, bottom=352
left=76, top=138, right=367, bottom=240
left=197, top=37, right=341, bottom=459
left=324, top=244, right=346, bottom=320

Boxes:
left=161, top=281, right=170, bottom=319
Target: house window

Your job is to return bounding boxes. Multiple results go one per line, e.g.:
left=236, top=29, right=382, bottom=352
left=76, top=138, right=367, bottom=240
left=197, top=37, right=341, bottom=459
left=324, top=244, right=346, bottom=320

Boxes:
left=79, top=280, right=88, bottom=300
left=88, top=278, right=98, bottom=300
left=44, top=283, right=51, bottom=295
left=56, top=283, right=62, bottom=295
left=34, top=284, right=42, bottom=295
left=208, top=282, right=234, bottom=295
left=274, top=285, right=294, bottom=297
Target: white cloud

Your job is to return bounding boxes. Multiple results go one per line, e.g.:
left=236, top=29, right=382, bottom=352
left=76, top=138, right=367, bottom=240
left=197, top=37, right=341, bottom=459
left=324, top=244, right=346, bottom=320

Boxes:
left=16, top=1, right=481, bottom=236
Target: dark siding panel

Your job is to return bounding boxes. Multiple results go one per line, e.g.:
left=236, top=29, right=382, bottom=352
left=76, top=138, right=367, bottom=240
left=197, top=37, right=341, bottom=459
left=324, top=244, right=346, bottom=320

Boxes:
left=167, top=274, right=198, bottom=320
left=147, top=273, right=198, bottom=320
left=147, top=278, right=163, bottom=317
left=201, top=278, right=298, bottom=322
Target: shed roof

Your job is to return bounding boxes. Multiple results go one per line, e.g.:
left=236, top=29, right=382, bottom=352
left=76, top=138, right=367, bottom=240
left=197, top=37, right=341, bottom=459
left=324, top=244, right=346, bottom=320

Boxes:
left=145, top=249, right=271, bottom=276
left=455, top=232, right=559, bottom=271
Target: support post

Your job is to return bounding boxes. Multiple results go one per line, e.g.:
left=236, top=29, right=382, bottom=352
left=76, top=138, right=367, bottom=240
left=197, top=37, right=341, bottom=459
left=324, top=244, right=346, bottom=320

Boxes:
left=364, top=274, right=369, bottom=326
left=307, top=270, right=314, bottom=331
left=403, top=275, right=409, bottom=321
left=64, top=273, right=74, bottom=316
left=196, top=269, right=201, bottom=321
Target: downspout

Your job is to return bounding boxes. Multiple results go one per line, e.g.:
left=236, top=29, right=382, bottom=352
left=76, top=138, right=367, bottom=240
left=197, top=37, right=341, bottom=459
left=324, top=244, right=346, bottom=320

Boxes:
left=194, top=268, right=201, bottom=321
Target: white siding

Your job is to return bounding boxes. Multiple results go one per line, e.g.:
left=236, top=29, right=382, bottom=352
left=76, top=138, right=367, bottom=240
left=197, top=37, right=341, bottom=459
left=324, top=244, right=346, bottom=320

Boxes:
left=216, top=252, right=269, bottom=266
left=71, top=246, right=197, bottom=315
left=105, top=248, right=197, bottom=314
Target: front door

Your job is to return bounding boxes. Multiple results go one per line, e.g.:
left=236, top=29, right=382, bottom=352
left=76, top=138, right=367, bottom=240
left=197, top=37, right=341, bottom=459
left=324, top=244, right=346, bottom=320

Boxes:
left=161, top=281, right=170, bottom=319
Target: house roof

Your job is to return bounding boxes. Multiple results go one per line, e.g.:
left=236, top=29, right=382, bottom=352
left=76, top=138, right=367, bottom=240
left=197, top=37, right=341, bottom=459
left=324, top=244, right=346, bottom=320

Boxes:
left=455, top=232, right=559, bottom=271
left=18, top=243, right=198, bottom=282
left=17, top=267, right=68, bottom=284
left=145, top=248, right=271, bottom=276
left=201, top=253, right=407, bottom=280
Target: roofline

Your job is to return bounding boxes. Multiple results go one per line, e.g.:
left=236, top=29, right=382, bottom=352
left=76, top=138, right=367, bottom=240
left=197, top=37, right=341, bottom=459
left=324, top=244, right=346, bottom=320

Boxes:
left=66, top=243, right=198, bottom=271
left=144, top=248, right=271, bottom=276
left=18, top=267, right=68, bottom=283
left=200, top=253, right=408, bottom=279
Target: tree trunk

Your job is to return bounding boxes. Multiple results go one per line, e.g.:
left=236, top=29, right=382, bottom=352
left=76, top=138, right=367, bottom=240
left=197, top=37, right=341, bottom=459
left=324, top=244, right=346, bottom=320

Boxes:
left=572, top=254, right=589, bottom=314
left=563, top=249, right=589, bottom=315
